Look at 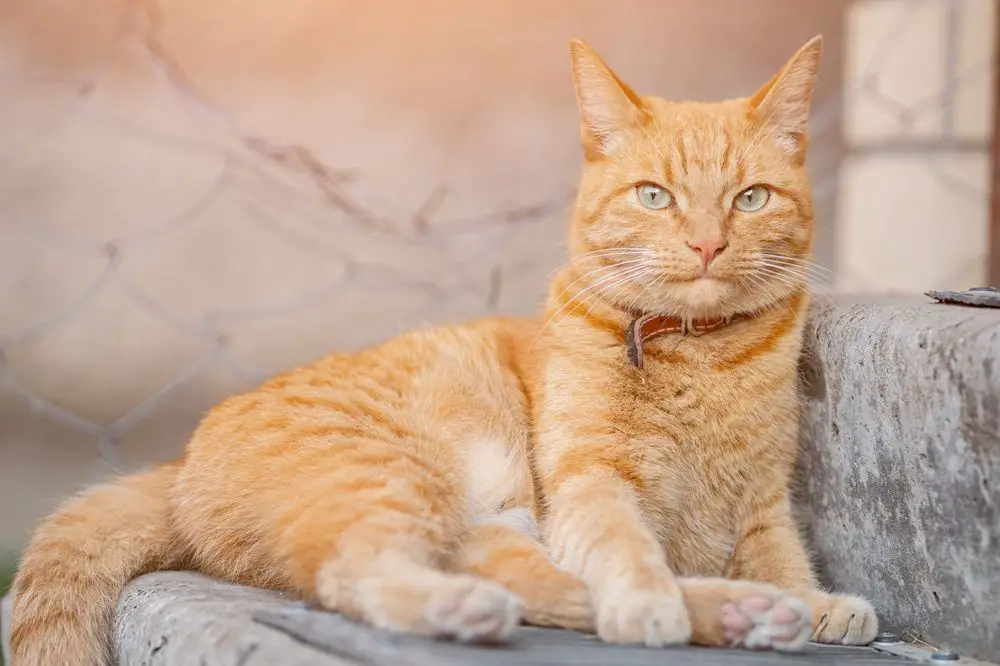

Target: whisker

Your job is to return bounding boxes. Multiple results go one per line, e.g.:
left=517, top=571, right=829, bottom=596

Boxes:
left=638, top=269, right=673, bottom=316
left=746, top=259, right=823, bottom=287
left=754, top=263, right=831, bottom=286
left=754, top=266, right=833, bottom=289
left=546, top=258, right=652, bottom=311
left=755, top=264, right=835, bottom=284
left=751, top=267, right=833, bottom=304
left=753, top=266, right=822, bottom=289
left=576, top=264, right=655, bottom=320
left=545, top=247, right=655, bottom=278
left=756, top=253, right=836, bottom=277
left=741, top=271, right=796, bottom=312
left=741, top=271, right=775, bottom=300
left=753, top=259, right=834, bottom=283
left=533, top=259, right=654, bottom=342
left=622, top=263, right=667, bottom=317
left=755, top=258, right=830, bottom=272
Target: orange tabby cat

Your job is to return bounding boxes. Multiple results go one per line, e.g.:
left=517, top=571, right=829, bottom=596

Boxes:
left=10, top=35, right=878, bottom=666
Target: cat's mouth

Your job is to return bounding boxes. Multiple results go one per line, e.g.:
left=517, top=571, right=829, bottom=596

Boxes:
left=676, top=275, right=730, bottom=285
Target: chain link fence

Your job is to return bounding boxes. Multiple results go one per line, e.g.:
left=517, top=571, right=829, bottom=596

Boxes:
left=0, top=0, right=994, bottom=547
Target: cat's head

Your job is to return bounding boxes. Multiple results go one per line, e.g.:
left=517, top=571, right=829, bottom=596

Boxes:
left=566, top=37, right=822, bottom=321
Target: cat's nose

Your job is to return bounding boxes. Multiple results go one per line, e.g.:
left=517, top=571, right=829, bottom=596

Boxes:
left=686, top=238, right=727, bottom=269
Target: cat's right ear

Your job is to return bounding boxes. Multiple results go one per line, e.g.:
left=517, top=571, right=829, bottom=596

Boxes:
left=569, top=40, right=651, bottom=160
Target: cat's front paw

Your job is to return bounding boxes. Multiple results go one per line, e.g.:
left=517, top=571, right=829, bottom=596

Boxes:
left=595, top=573, right=692, bottom=647
left=801, top=591, right=878, bottom=645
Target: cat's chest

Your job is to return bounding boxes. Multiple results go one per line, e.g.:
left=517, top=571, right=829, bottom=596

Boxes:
left=612, top=362, right=775, bottom=576
left=613, top=359, right=753, bottom=436
left=637, top=450, right=750, bottom=575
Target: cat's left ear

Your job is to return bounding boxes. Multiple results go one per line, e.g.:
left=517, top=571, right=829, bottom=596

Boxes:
left=749, top=35, right=823, bottom=160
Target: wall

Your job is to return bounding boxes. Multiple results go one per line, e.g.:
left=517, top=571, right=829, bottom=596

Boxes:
left=837, top=0, right=996, bottom=292
left=6, top=0, right=990, bottom=551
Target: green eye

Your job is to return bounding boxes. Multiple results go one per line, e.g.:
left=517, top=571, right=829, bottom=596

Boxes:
left=636, top=183, right=673, bottom=210
left=733, top=184, right=770, bottom=212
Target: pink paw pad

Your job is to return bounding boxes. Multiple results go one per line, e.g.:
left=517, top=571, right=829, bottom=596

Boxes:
left=723, top=594, right=811, bottom=652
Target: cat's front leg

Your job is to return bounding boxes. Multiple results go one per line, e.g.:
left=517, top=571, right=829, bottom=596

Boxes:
left=455, top=510, right=816, bottom=650
left=540, top=463, right=691, bottom=646
left=727, top=491, right=879, bottom=645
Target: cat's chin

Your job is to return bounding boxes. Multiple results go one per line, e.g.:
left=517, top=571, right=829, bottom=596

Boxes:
left=680, top=275, right=731, bottom=299
left=638, top=275, right=798, bottom=321
left=648, top=278, right=743, bottom=320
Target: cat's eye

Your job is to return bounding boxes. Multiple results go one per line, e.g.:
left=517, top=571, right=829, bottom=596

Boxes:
left=635, top=183, right=673, bottom=210
left=733, top=185, right=770, bottom=212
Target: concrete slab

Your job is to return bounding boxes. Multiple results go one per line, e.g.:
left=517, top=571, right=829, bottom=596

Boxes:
left=796, top=297, right=1000, bottom=663
left=117, top=572, right=905, bottom=666
left=4, top=571, right=994, bottom=665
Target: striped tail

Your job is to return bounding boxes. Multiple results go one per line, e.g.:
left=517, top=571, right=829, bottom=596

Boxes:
left=9, top=463, right=183, bottom=666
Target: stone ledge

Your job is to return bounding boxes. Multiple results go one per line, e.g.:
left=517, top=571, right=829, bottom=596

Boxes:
left=2, top=571, right=919, bottom=665
left=111, top=572, right=351, bottom=665
left=795, top=295, right=1000, bottom=663
left=5, top=572, right=916, bottom=666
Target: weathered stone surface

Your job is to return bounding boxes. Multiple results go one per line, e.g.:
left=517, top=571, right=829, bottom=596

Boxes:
left=796, top=296, right=1000, bottom=663
left=71, top=573, right=912, bottom=665
left=0, top=570, right=987, bottom=666
left=112, top=572, right=352, bottom=665
left=253, top=602, right=901, bottom=666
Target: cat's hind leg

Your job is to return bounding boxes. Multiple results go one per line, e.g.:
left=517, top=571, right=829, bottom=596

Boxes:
left=272, top=445, right=522, bottom=643
left=319, top=551, right=522, bottom=643
left=456, top=513, right=594, bottom=631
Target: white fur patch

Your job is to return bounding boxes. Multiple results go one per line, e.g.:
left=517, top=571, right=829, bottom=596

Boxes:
left=465, top=438, right=529, bottom=519
left=471, top=507, right=539, bottom=540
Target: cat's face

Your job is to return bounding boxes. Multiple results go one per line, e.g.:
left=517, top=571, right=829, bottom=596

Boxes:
left=568, top=37, right=822, bottom=320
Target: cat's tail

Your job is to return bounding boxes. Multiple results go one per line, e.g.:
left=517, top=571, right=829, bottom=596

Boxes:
left=9, top=462, right=184, bottom=666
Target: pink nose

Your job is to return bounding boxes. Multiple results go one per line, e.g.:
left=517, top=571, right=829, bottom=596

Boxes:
left=687, top=238, right=727, bottom=268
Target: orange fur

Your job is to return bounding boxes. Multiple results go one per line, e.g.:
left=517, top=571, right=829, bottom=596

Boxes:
left=10, top=36, right=878, bottom=665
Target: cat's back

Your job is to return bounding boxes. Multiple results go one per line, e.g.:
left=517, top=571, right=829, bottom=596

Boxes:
left=193, top=314, right=541, bottom=447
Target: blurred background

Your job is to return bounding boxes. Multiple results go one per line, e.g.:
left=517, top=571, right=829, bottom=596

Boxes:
left=0, top=0, right=996, bottom=605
